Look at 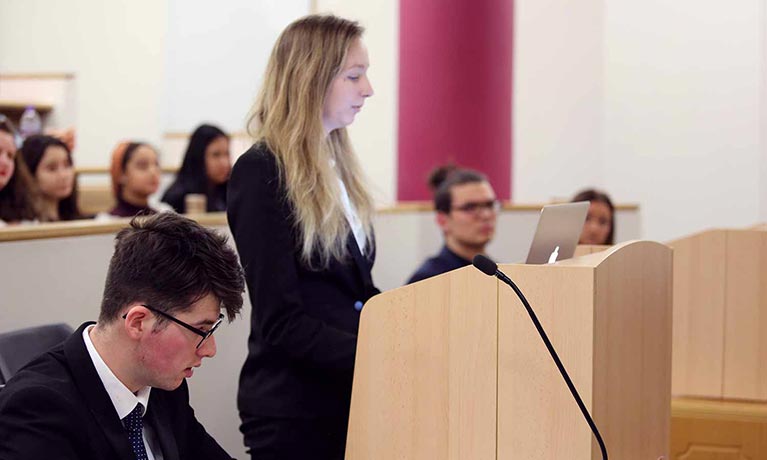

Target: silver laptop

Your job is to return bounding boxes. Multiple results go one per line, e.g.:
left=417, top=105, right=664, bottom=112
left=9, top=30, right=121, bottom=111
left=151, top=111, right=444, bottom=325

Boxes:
left=525, top=202, right=589, bottom=264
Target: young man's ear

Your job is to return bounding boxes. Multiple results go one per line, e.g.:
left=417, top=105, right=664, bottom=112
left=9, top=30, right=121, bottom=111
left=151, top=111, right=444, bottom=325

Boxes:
left=122, top=305, right=152, bottom=341
left=436, top=211, right=450, bottom=232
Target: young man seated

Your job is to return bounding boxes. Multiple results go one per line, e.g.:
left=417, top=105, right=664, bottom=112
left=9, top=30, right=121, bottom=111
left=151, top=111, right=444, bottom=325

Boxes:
left=408, top=167, right=499, bottom=284
left=0, top=212, right=245, bottom=460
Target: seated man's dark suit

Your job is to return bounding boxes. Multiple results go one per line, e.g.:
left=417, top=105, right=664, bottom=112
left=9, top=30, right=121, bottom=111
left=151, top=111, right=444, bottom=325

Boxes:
left=407, top=245, right=471, bottom=284
left=0, top=322, right=233, bottom=460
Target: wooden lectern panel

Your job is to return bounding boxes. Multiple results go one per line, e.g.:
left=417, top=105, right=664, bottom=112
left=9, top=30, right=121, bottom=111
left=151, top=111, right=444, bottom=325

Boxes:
left=670, top=229, right=767, bottom=401
left=497, top=264, right=595, bottom=458
left=346, top=267, right=498, bottom=460
left=573, top=245, right=610, bottom=257
left=722, top=230, right=767, bottom=400
left=497, top=241, right=672, bottom=460
left=348, top=241, right=672, bottom=459
left=592, top=241, right=672, bottom=460
left=669, top=231, right=727, bottom=398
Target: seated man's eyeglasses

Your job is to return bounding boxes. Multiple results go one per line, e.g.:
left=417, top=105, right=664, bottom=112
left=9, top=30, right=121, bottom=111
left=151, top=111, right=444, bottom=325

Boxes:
left=451, top=199, right=501, bottom=215
left=122, top=305, right=224, bottom=349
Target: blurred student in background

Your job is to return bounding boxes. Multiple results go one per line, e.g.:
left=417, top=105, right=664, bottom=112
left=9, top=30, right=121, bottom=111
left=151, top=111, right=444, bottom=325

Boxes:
left=0, top=120, right=40, bottom=224
left=108, top=141, right=162, bottom=218
left=408, top=165, right=498, bottom=283
left=572, top=188, right=615, bottom=245
left=162, top=124, right=231, bottom=213
left=20, top=134, right=85, bottom=222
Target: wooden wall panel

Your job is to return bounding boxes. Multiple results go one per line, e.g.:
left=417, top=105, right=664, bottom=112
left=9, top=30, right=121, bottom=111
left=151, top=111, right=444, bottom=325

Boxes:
left=669, top=231, right=727, bottom=398
left=722, top=230, right=767, bottom=400
left=346, top=267, right=498, bottom=460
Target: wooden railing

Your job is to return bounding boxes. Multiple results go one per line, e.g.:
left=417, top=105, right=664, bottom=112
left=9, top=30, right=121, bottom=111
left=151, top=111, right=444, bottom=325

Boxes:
left=1, top=202, right=640, bottom=242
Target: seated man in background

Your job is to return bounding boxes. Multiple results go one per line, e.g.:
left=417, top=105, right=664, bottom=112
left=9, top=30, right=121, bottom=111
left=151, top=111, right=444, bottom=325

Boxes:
left=407, top=166, right=498, bottom=284
left=0, top=212, right=245, bottom=460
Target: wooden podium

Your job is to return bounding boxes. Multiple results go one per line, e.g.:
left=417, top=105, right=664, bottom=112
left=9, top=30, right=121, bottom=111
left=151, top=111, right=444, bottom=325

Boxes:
left=667, top=228, right=767, bottom=459
left=346, top=241, right=672, bottom=459
left=668, top=229, right=767, bottom=400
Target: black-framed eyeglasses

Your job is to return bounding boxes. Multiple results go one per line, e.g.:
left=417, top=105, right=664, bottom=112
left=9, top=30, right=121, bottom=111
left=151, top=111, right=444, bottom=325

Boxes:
left=451, top=199, right=501, bottom=215
left=122, top=305, right=224, bottom=349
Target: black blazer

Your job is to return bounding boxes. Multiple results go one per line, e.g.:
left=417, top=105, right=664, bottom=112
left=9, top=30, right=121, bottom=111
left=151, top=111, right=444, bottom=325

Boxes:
left=227, top=143, right=379, bottom=421
left=0, top=322, right=233, bottom=460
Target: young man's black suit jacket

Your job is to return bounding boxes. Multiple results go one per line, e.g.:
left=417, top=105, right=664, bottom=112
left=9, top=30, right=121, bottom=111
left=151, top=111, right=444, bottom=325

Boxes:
left=0, top=322, right=233, bottom=460
left=227, top=144, right=380, bottom=437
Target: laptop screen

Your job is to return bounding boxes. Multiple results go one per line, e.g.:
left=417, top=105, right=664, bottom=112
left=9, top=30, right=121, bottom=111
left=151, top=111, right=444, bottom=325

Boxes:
left=525, top=202, right=589, bottom=264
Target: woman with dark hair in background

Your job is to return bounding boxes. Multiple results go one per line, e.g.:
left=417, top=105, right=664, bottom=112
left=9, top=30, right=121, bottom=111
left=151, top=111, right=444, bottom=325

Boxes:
left=162, top=124, right=231, bottom=213
left=20, top=134, right=84, bottom=222
left=0, top=121, right=40, bottom=224
left=227, top=14, right=378, bottom=460
left=108, top=141, right=162, bottom=217
left=572, top=188, right=615, bottom=245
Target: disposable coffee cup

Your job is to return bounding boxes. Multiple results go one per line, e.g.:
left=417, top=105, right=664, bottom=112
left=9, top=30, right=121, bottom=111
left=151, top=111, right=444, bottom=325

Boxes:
left=185, top=194, right=207, bottom=214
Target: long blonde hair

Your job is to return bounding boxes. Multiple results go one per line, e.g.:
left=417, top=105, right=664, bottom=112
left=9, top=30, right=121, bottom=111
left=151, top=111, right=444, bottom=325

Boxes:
left=247, top=15, right=375, bottom=268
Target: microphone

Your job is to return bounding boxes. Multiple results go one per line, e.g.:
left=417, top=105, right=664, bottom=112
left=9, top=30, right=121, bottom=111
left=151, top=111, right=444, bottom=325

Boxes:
left=472, top=254, right=609, bottom=460
left=472, top=253, right=498, bottom=276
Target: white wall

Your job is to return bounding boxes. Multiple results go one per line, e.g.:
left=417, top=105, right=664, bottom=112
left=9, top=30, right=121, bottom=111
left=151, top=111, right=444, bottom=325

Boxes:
left=604, top=0, right=764, bottom=241
left=512, top=0, right=605, bottom=203
left=514, top=0, right=766, bottom=241
left=165, top=0, right=309, bottom=134
left=0, top=0, right=167, bottom=167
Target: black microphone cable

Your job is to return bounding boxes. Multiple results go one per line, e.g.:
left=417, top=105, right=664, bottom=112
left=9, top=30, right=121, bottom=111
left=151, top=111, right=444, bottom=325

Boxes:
left=473, top=254, right=608, bottom=460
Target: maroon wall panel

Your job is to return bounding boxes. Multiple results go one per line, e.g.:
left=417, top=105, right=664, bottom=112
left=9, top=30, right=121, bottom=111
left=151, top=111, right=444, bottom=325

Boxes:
left=398, top=0, right=513, bottom=200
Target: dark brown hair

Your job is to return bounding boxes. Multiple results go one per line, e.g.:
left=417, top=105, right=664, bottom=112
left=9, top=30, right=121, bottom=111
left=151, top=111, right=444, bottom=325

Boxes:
left=98, top=212, right=245, bottom=324
left=572, top=188, right=615, bottom=244
left=429, top=165, right=488, bottom=213
left=0, top=124, right=40, bottom=222
left=161, top=124, right=228, bottom=212
left=20, top=134, right=83, bottom=221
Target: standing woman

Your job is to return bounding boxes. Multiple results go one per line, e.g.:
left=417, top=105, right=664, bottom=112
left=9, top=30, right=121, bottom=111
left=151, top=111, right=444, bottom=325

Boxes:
left=162, top=123, right=231, bottom=213
left=20, top=134, right=85, bottom=221
left=227, top=14, right=378, bottom=460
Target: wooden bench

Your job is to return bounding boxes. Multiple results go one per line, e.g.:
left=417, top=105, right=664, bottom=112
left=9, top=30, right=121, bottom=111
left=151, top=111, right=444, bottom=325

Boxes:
left=671, top=397, right=767, bottom=458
